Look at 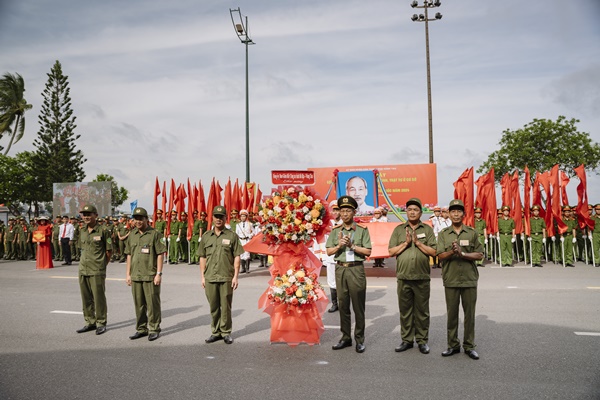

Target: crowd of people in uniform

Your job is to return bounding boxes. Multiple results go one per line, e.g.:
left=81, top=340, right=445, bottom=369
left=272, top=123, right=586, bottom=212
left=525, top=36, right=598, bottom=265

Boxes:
left=3, top=198, right=599, bottom=355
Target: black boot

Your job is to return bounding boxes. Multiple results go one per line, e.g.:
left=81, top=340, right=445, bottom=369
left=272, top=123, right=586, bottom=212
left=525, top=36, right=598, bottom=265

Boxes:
left=245, top=260, right=250, bottom=274
left=328, top=289, right=338, bottom=312
left=240, top=260, right=246, bottom=273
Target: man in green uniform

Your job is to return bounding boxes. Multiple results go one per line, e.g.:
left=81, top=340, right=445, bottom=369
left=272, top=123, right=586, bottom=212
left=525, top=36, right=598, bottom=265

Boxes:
left=498, top=205, right=515, bottom=267
left=76, top=204, right=112, bottom=335
left=179, top=212, right=189, bottom=263
left=0, top=220, right=5, bottom=259
left=117, top=215, right=130, bottom=263
left=473, top=207, right=487, bottom=266
left=326, top=195, right=372, bottom=353
left=154, top=209, right=167, bottom=236
left=437, top=199, right=484, bottom=360
left=125, top=207, right=167, bottom=341
left=228, top=209, right=240, bottom=233
left=562, top=206, right=578, bottom=267
left=51, top=216, right=62, bottom=261
left=168, top=211, right=180, bottom=264
left=388, top=198, right=436, bottom=354
left=188, top=210, right=200, bottom=265
left=70, top=217, right=80, bottom=262
left=591, top=204, right=600, bottom=266
left=199, top=205, right=243, bottom=344
left=529, top=205, right=547, bottom=267
left=4, top=218, right=15, bottom=260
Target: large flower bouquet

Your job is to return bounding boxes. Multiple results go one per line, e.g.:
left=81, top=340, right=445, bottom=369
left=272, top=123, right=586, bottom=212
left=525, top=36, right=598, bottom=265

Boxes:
left=258, top=186, right=330, bottom=245
left=267, top=263, right=323, bottom=308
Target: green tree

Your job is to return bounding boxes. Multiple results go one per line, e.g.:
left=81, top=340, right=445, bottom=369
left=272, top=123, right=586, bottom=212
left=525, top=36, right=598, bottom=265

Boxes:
left=0, top=72, right=33, bottom=155
left=477, top=116, right=600, bottom=180
left=93, top=173, right=129, bottom=213
left=32, top=60, right=86, bottom=202
left=0, top=152, right=40, bottom=216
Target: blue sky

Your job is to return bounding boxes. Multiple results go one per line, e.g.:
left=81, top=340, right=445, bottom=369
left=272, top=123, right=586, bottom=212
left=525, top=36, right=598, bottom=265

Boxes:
left=1, top=0, right=599, bottom=211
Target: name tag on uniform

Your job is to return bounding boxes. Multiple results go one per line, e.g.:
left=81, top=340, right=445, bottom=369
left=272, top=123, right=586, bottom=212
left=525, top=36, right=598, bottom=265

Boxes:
left=345, top=249, right=355, bottom=262
left=93, top=236, right=101, bottom=241
left=417, top=233, right=426, bottom=239
left=222, top=239, right=231, bottom=245
left=460, top=239, right=470, bottom=246
left=141, top=248, right=150, bottom=254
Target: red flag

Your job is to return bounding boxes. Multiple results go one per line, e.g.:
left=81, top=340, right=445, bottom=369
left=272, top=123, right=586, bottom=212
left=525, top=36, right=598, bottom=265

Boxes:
left=523, top=167, right=531, bottom=236
left=254, top=185, right=263, bottom=214
left=549, top=165, right=568, bottom=235
left=510, top=170, right=523, bottom=234
left=153, top=177, right=161, bottom=227
left=161, top=181, right=167, bottom=232
left=166, top=179, right=176, bottom=236
left=560, top=170, right=570, bottom=206
left=500, top=172, right=511, bottom=208
left=539, top=171, right=554, bottom=236
left=176, top=184, right=187, bottom=220
left=532, top=172, right=545, bottom=218
left=206, top=179, right=218, bottom=230
left=224, top=179, right=232, bottom=222
left=246, top=182, right=255, bottom=212
left=453, top=167, right=474, bottom=227
left=187, top=179, right=194, bottom=240
left=475, top=168, right=498, bottom=235
left=574, top=164, right=595, bottom=230
left=197, top=181, right=206, bottom=215
left=215, top=180, right=223, bottom=207
left=232, top=179, right=242, bottom=212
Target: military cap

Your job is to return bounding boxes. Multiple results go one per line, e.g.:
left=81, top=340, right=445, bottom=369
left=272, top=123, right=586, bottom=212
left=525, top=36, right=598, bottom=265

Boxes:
left=38, top=216, right=49, bottom=221
left=213, top=205, right=226, bottom=217
left=474, top=207, right=482, bottom=213
left=501, top=205, right=511, bottom=211
left=594, top=204, right=600, bottom=209
left=171, top=210, right=177, bottom=215
left=531, top=205, right=541, bottom=211
left=200, top=211, right=207, bottom=216
left=193, top=210, right=198, bottom=214
left=449, top=199, right=464, bottom=211
left=406, top=197, right=422, bottom=210
left=433, top=206, right=441, bottom=211
left=239, top=209, right=249, bottom=216
left=329, top=200, right=340, bottom=210
left=561, top=205, right=571, bottom=211
left=338, top=195, right=358, bottom=210
left=231, top=209, right=239, bottom=214
left=80, top=204, right=98, bottom=213
left=133, top=207, right=148, bottom=217
left=156, top=209, right=163, bottom=214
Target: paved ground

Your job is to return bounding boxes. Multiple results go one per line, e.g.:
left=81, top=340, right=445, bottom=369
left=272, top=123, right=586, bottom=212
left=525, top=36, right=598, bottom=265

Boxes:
left=0, top=258, right=599, bottom=400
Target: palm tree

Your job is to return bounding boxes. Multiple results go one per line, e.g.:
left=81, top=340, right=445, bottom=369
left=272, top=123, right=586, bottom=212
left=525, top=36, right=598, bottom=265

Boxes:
left=0, top=72, right=33, bottom=155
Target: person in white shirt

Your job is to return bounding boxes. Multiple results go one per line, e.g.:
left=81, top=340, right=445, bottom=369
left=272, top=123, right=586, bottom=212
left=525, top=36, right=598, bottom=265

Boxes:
left=59, top=215, right=75, bottom=265
left=235, top=210, right=254, bottom=274
left=322, top=201, right=342, bottom=312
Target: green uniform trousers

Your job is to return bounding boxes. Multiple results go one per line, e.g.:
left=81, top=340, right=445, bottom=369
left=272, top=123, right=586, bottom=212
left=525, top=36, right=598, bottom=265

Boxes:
left=397, top=279, right=430, bottom=344
left=179, top=239, right=188, bottom=262
left=204, top=281, right=233, bottom=336
left=335, top=264, right=366, bottom=344
left=5, top=241, right=14, bottom=259
left=189, top=236, right=199, bottom=263
left=119, top=239, right=127, bottom=261
left=79, top=275, right=107, bottom=327
left=475, top=236, right=485, bottom=265
left=52, top=239, right=61, bottom=260
left=131, top=280, right=161, bottom=333
left=562, top=235, right=575, bottom=264
left=444, top=286, right=477, bottom=351
left=499, top=235, right=512, bottom=265
left=168, top=236, right=179, bottom=263
left=592, top=233, right=600, bottom=265
left=530, top=236, right=543, bottom=265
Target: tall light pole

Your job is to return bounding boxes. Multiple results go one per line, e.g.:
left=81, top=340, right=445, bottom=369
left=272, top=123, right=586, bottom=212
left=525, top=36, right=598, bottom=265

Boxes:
left=411, top=0, right=442, bottom=164
left=229, top=8, right=255, bottom=183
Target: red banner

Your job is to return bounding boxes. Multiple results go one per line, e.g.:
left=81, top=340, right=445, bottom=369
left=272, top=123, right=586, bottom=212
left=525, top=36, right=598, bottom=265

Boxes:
left=272, top=170, right=315, bottom=185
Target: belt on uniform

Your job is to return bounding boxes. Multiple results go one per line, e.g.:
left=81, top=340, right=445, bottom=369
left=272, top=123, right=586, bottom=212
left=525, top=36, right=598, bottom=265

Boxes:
left=500, top=233, right=512, bottom=235
left=531, top=232, right=542, bottom=235
left=337, top=261, right=363, bottom=267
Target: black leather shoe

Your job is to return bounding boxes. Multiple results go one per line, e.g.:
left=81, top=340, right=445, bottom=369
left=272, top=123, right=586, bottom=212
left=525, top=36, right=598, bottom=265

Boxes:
left=95, top=326, right=107, bottom=335
left=355, top=343, right=365, bottom=353
left=205, top=335, right=223, bottom=343
left=76, top=325, right=96, bottom=333
left=148, top=332, right=160, bottom=341
left=328, top=304, right=338, bottom=313
left=332, top=340, right=352, bottom=350
left=418, top=343, right=430, bottom=354
left=223, top=335, right=234, bottom=344
left=394, top=342, right=414, bottom=352
left=129, top=331, right=148, bottom=340
left=465, top=349, right=479, bottom=360
left=441, top=347, right=460, bottom=357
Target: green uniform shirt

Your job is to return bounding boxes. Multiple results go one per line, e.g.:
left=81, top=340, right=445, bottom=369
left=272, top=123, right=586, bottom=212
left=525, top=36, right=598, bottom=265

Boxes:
left=52, top=224, right=60, bottom=240
left=498, top=217, right=515, bottom=235
left=564, top=218, right=577, bottom=236
left=192, top=219, right=202, bottom=236
left=388, top=221, right=436, bottom=280
left=169, top=221, right=180, bottom=236
left=325, top=223, right=372, bottom=263
left=154, top=220, right=167, bottom=236
left=437, top=224, right=484, bottom=288
left=198, top=228, right=244, bottom=282
left=229, top=219, right=239, bottom=233
left=529, top=217, right=546, bottom=234
left=79, top=224, right=112, bottom=276
left=474, top=218, right=486, bottom=237
left=125, top=226, right=167, bottom=281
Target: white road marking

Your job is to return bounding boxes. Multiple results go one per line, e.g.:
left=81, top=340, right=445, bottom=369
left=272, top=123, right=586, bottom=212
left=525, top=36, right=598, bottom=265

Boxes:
left=324, top=325, right=341, bottom=329
left=51, top=310, right=83, bottom=315
left=574, top=332, right=600, bottom=336
left=587, top=287, right=600, bottom=289
left=506, top=286, right=518, bottom=289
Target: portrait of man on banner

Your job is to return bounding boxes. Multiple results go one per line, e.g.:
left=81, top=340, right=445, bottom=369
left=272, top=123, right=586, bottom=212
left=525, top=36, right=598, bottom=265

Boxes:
left=338, top=171, right=377, bottom=214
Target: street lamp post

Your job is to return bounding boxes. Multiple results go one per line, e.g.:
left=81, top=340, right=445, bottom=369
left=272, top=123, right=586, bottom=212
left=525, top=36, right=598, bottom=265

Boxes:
left=229, top=8, right=255, bottom=183
left=411, top=1, right=442, bottom=164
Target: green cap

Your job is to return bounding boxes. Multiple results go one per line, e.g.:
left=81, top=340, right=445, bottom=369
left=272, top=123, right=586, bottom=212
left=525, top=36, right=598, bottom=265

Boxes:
left=80, top=204, right=98, bottom=214
left=133, top=207, right=148, bottom=217
left=338, top=195, right=358, bottom=210
left=449, top=199, right=465, bottom=211
left=213, top=205, right=227, bottom=217
left=406, top=197, right=422, bottom=210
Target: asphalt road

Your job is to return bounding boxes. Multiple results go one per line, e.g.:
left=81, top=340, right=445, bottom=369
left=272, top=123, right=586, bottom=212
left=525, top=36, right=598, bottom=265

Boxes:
left=1, top=258, right=599, bottom=400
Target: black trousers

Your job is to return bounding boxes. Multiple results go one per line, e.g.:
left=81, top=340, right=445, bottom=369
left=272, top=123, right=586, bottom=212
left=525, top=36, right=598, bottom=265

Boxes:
left=61, top=237, right=72, bottom=264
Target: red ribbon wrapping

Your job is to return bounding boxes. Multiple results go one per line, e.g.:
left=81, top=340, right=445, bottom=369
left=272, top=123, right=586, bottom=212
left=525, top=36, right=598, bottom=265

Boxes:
left=258, top=242, right=329, bottom=346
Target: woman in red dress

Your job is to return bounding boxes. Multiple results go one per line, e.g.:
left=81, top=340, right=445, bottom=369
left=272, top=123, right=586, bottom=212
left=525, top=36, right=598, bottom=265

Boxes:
left=35, top=216, right=54, bottom=269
